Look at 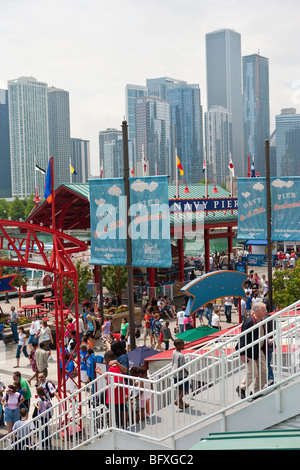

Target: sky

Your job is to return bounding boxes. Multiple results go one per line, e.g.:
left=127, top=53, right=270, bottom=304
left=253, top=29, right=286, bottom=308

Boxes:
left=1, top=0, right=300, bottom=175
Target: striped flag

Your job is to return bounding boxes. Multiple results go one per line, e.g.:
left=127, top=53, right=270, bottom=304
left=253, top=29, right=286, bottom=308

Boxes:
left=202, top=158, right=206, bottom=174
left=177, top=156, right=184, bottom=175
left=35, top=164, right=46, bottom=175
left=131, top=168, right=135, bottom=177
left=44, top=159, right=53, bottom=203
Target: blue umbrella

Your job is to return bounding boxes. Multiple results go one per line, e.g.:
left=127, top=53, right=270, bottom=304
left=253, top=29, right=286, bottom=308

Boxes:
left=127, top=346, right=161, bottom=368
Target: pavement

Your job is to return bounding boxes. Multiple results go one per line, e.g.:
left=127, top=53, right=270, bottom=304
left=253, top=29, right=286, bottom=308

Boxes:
left=0, top=265, right=269, bottom=436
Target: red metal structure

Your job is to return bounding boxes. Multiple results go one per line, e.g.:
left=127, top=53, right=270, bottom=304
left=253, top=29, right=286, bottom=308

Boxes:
left=0, top=157, right=88, bottom=399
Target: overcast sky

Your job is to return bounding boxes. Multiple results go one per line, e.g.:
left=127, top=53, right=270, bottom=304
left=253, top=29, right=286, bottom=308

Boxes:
left=1, top=0, right=299, bottom=175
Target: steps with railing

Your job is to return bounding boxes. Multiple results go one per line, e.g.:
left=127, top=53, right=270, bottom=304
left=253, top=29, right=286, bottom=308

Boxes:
left=1, top=299, right=300, bottom=450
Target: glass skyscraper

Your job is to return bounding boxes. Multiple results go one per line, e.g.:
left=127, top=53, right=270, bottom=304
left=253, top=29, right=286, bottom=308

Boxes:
left=48, top=87, right=72, bottom=189
left=0, top=89, right=11, bottom=197
left=99, top=128, right=123, bottom=178
left=71, top=138, right=90, bottom=183
left=205, top=106, right=233, bottom=185
left=206, top=29, right=243, bottom=176
left=8, top=76, right=49, bottom=199
left=275, top=108, right=300, bottom=177
left=135, top=95, right=171, bottom=176
left=167, top=84, right=203, bottom=184
left=243, top=54, right=270, bottom=176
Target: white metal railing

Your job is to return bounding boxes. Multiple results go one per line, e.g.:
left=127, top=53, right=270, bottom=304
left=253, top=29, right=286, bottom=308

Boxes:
left=1, top=299, right=300, bottom=450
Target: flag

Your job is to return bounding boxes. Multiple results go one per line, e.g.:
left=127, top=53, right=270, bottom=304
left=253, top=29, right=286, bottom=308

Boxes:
left=44, top=159, right=53, bottom=203
left=251, top=161, right=256, bottom=177
left=228, top=156, right=234, bottom=177
left=70, top=165, right=77, bottom=175
left=35, top=164, right=46, bottom=175
left=131, top=168, right=135, bottom=177
left=177, top=156, right=184, bottom=175
left=202, top=158, right=206, bottom=174
left=156, top=168, right=159, bottom=175
left=100, top=169, right=103, bottom=178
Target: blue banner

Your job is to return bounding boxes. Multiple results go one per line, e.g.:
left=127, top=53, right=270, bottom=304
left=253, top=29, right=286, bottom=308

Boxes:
left=237, top=178, right=267, bottom=240
left=89, top=176, right=172, bottom=268
left=89, top=178, right=127, bottom=266
left=130, top=176, right=171, bottom=267
left=271, top=177, right=300, bottom=241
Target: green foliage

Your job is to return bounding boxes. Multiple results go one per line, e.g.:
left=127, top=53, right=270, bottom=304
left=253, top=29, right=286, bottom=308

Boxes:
left=63, top=260, right=92, bottom=305
left=8, top=198, right=25, bottom=221
left=11, top=269, right=28, bottom=288
left=273, top=260, right=300, bottom=309
left=102, top=265, right=128, bottom=299
left=0, top=199, right=10, bottom=219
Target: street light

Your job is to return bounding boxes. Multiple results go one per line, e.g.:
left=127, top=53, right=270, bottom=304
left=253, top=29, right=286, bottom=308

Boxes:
left=177, top=178, right=190, bottom=198
left=206, top=179, right=219, bottom=197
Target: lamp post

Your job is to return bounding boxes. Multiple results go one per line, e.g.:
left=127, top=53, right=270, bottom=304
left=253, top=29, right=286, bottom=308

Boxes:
left=177, top=178, right=190, bottom=198
left=206, top=179, right=219, bottom=197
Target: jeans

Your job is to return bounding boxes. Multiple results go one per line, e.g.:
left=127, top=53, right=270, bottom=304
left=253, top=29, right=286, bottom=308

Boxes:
left=224, top=305, right=232, bottom=323
left=204, top=308, right=213, bottom=326
left=11, top=322, right=18, bottom=343
left=267, top=346, right=274, bottom=382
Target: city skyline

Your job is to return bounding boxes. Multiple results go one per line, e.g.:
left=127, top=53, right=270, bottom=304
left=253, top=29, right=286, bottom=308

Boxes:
left=1, top=0, right=300, bottom=177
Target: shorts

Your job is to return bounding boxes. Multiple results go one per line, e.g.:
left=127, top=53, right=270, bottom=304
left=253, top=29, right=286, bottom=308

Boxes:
left=174, top=376, right=189, bottom=392
left=4, top=407, right=20, bottom=423
left=144, top=328, right=153, bottom=337
left=28, top=335, right=39, bottom=345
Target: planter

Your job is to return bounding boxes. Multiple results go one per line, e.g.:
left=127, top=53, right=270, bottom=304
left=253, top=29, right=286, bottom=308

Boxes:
left=107, top=307, right=141, bottom=333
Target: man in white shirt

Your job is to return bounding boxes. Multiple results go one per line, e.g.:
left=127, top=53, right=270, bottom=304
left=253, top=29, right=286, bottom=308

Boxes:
left=28, top=316, right=41, bottom=350
left=176, top=306, right=186, bottom=333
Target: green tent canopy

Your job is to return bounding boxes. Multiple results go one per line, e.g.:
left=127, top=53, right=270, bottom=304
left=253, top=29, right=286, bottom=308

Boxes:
left=175, top=325, right=218, bottom=342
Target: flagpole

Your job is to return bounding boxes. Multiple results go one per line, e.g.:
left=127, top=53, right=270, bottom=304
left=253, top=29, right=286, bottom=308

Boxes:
left=70, top=157, right=72, bottom=183
left=175, top=147, right=178, bottom=197
left=204, top=150, right=208, bottom=198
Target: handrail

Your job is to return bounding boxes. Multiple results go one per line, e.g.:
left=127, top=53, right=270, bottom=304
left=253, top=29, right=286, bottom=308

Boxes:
left=1, top=299, right=300, bottom=450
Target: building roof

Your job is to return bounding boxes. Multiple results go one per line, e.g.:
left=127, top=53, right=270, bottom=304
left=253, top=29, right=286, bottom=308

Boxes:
left=26, top=182, right=237, bottom=232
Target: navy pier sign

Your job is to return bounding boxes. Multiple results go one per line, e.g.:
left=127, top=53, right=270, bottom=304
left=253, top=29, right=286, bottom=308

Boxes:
left=169, top=197, right=238, bottom=213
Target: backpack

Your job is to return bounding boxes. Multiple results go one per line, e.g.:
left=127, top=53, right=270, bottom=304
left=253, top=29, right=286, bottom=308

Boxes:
left=45, top=380, right=58, bottom=399
left=40, top=397, right=52, bottom=418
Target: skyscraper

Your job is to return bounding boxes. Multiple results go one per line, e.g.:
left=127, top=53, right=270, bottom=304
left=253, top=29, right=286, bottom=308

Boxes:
left=8, top=76, right=49, bottom=199
left=275, top=108, right=300, bottom=177
left=205, top=106, right=232, bottom=185
left=99, top=128, right=123, bottom=178
left=206, top=29, right=243, bottom=176
left=0, top=89, right=11, bottom=197
left=146, top=77, right=187, bottom=100
left=125, top=84, right=148, bottom=140
left=168, top=84, right=203, bottom=184
left=48, top=87, right=72, bottom=189
left=243, top=53, right=270, bottom=176
left=135, top=95, right=171, bottom=177
left=71, top=138, right=90, bottom=183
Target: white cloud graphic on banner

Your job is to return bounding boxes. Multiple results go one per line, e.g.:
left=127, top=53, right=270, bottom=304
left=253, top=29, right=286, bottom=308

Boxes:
left=272, top=178, right=294, bottom=188
left=131, top=179, right=158, bottom=193
left=253, top=182, right=264, bottom=192
left=95, top=198, right=106, bottom=206
left=242, top=192, right=251, bottom=198
left=108, top=185, right=122, bottom=197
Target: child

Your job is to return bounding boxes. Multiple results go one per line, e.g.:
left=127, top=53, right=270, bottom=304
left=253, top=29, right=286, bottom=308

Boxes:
left=172, top=339, right=189, bottom=410
left=137, top=365, right=151, bottom=423
left=162, top=321, right=174, bottom=350
left=80, top=344, right=88, bottom=384
left=86, top=348, right=94, bottom=383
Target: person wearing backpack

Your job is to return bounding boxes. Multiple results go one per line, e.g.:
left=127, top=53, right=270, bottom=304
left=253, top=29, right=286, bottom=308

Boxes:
left=35, top=386, right=52, bottom=449
left=36, top=372, right=60, bottom=402
left=1, top=384, right=25, bottom=434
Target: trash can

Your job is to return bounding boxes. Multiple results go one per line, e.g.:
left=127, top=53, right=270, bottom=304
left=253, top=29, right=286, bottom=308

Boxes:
left=35, top=293, right=45, bottom=305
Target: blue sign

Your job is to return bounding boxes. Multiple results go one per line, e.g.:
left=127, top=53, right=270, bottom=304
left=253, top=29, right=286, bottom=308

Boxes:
left=0, top=275, right=17, bottom=294
left=237, top=178, right=267, bottom=240
left=169, top=197, right=238, bottom=213
left=181, top=270, right=248, bottom=317
left=271, top=177, right=300, bottom=241
left=89, top=176, right=172, bottom=268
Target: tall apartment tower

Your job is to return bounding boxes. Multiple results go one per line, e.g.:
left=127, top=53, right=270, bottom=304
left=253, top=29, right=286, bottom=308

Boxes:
left=167, top=84, right=204, bottom=184
left=99, top=128, right=123, bottom=178
left=0, top=89, right=11, bottom=197
left=275, top=108, right=300, bottom=177
left=206, top=29, right=243, bottom=176
left=8, top=76, right=49, bottom=199
left=205, top=106, right=233, bottom=185
left=135, top=95, right=171, bottom=177
left=71, top=138, right=90, bottom=183
left=243, top=53, right=270, bottom=176
left=48, top=87, right=72, bottom=188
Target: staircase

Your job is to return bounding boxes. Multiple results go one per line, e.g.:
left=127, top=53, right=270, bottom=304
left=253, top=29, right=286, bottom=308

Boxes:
left=1, top=300, right=300, bottom=450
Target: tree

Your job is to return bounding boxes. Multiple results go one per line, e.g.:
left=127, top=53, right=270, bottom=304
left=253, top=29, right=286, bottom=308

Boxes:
left=9, top=198, right=25, bottom=221
left=102, top=265, right=128, bottom=302
left=0, top=199, right=10, bottom=219
left=63, top=260, right=92, bottom=306
left=273, top=260, right=300, bottom=309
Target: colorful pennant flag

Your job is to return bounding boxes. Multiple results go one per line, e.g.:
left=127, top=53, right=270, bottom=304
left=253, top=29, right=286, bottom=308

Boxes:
left=70, top=165, right=77, bottom=175
left=202, top=158, right=206, bottom=174
left=177, top=156, right=184, bottom=176
left=44, top=159, right=53, bottom=203
left=131, top=168, right=135, bottom=177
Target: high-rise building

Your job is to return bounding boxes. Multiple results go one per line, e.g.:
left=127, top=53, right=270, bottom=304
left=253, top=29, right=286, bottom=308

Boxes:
left=125, top=84, right=148, bottom=140
left=205, top=106, right=232, bottom=185
left=206, top=29, right=243, bottom=176
left=48, top=87, right=72, bottom=189
left=99, top=128, right=123, bottom=178
left=275, top=108, right=300, bottom=176
left=0, top=89, right=11, bottom=197
left=135, top=95, right=171, bottom=177
left=71, top=138, right=90, bottom=183
left=243, top=53, right=270, bottom=176
left=146, top=77, right=187, bottom=100
left=167, top=84, right=203, bottom=184
left=8, top=76, right=49, bottom=199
